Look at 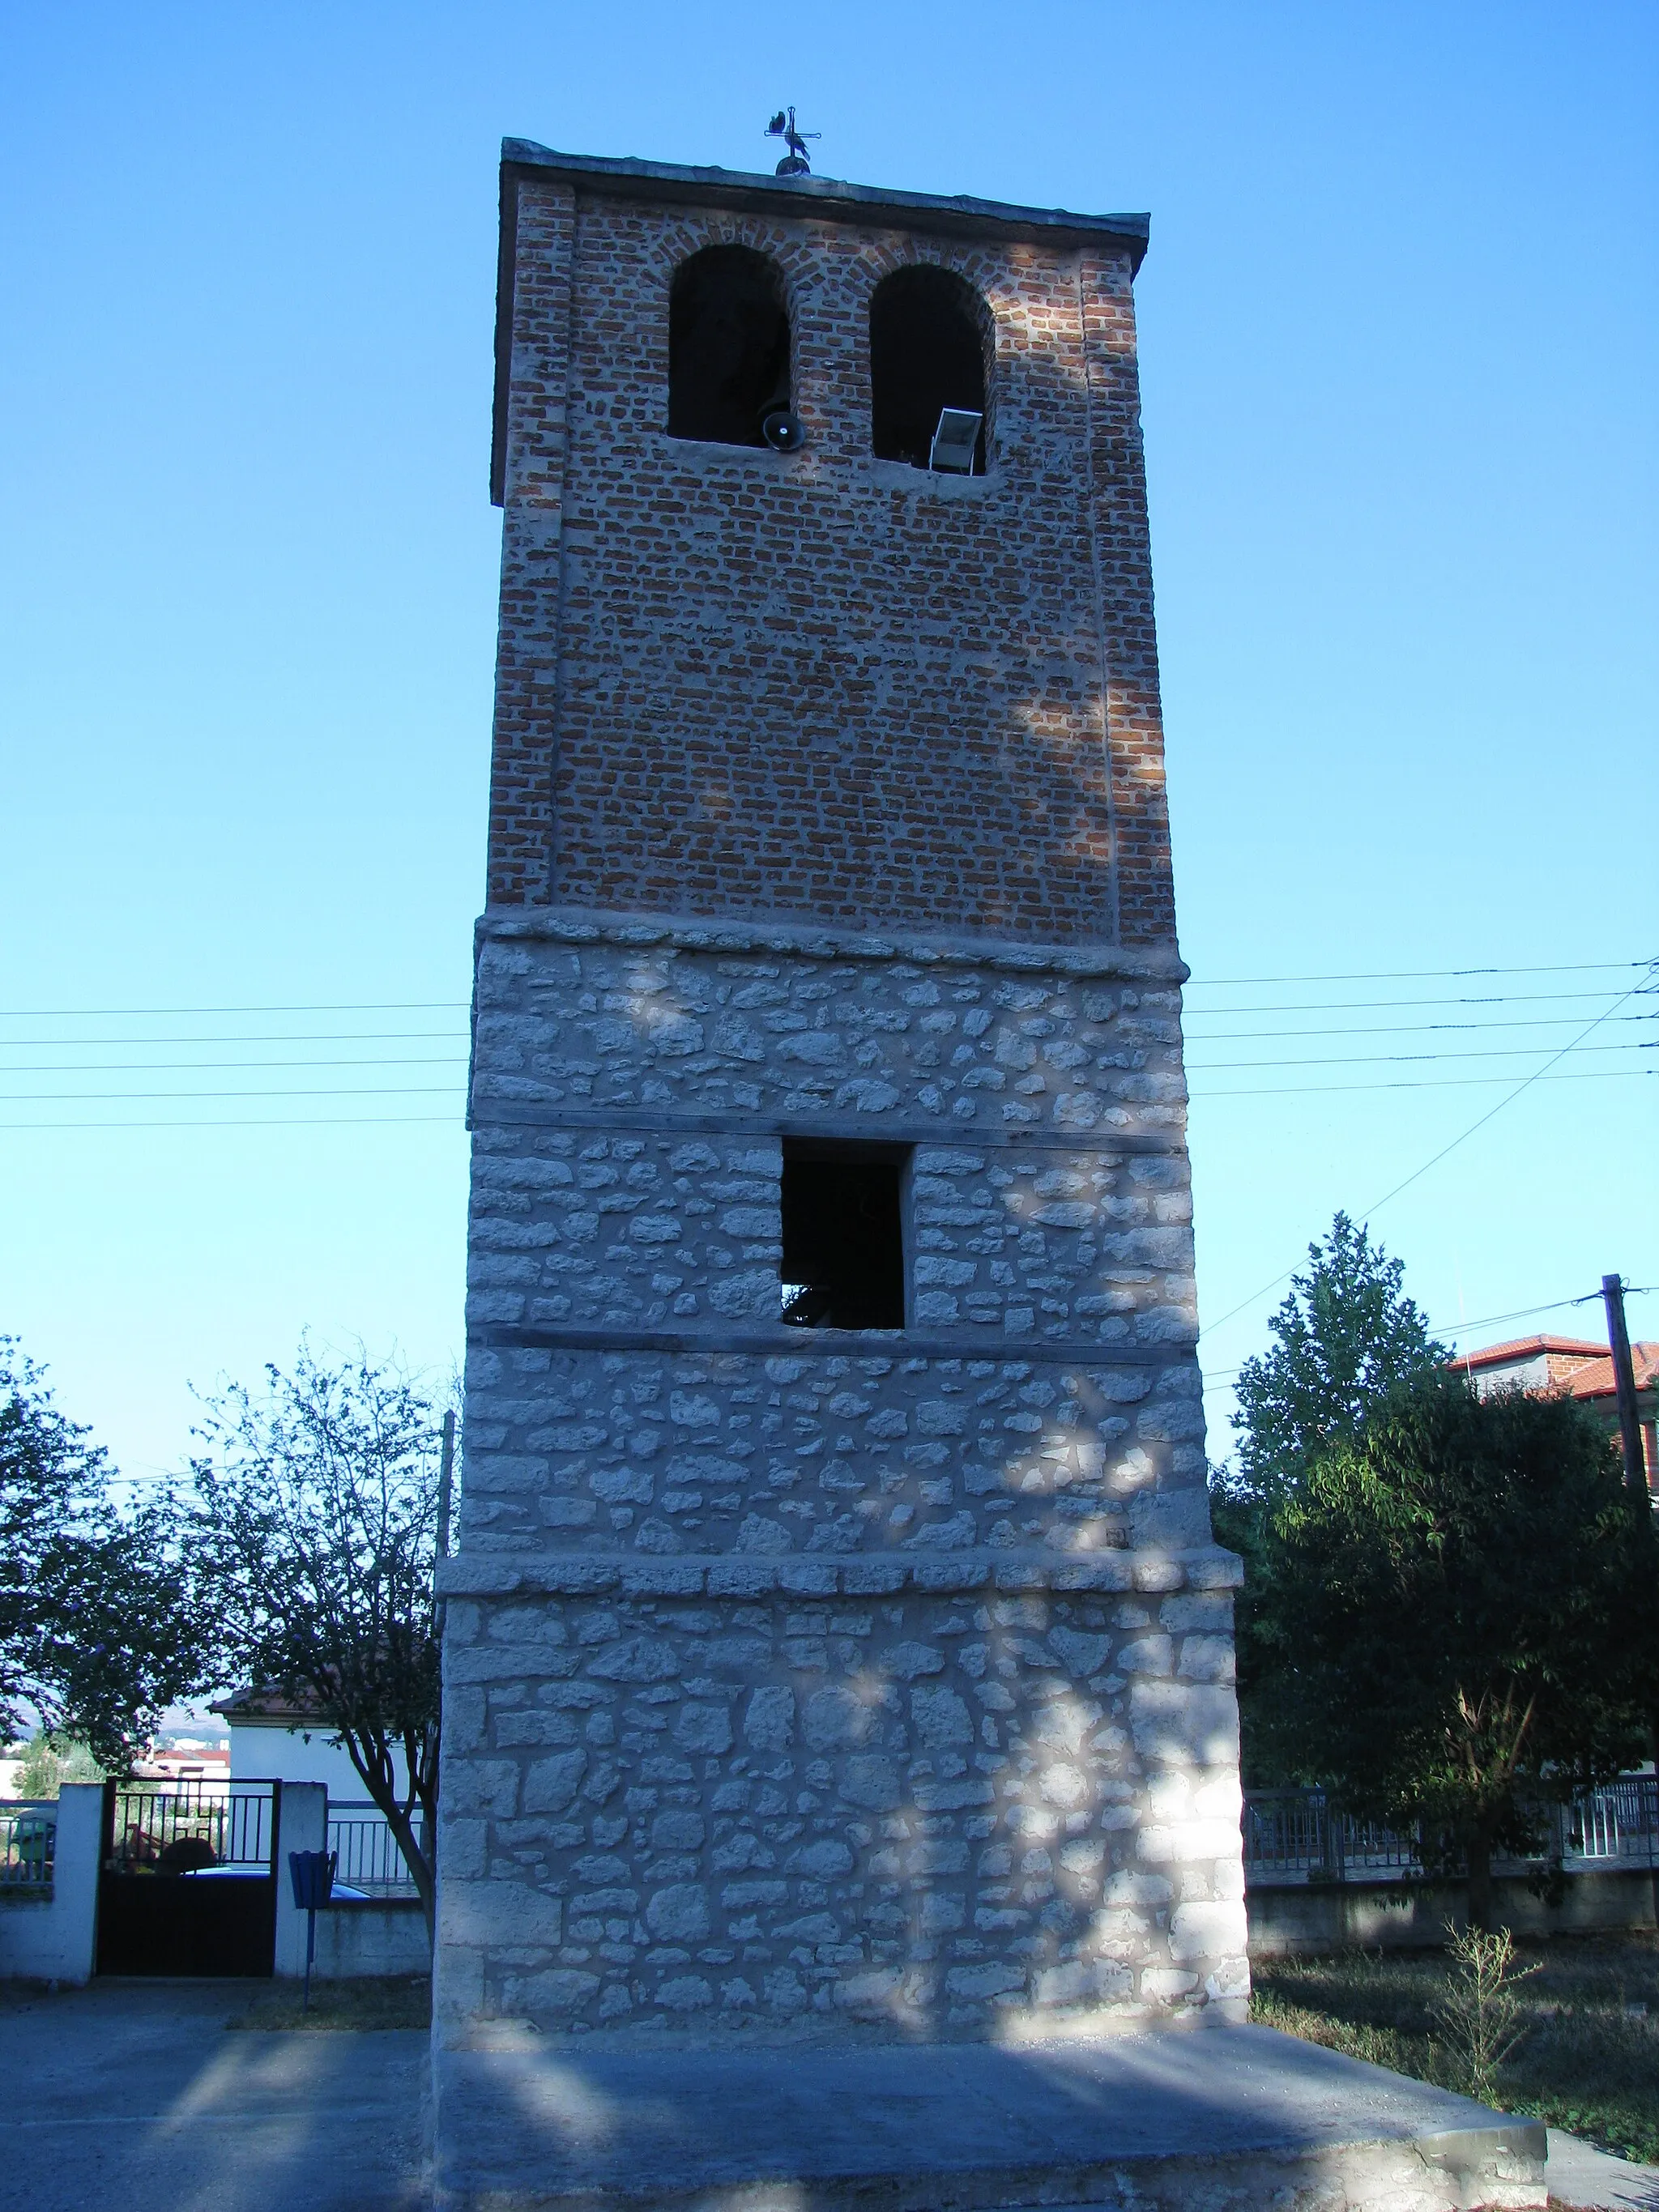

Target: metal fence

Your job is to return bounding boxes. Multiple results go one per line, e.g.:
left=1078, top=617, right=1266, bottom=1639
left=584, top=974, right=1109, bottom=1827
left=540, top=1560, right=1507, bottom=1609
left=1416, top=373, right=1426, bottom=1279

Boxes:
left=1243, top=1776, right=1659, bottom=1885
left=105, top=1779, right=275, bottom=1874
left=326, top=1802, right=427, bottom=1898
left=1565, top=1775, right=1659, bottom=1865
left=0, top=1801, right=57, bottom=1894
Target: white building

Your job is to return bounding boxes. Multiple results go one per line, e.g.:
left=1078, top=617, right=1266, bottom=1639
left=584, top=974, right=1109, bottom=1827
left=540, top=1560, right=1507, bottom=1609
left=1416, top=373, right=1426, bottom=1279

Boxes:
left=211, top=1690, right=409, bottom=1805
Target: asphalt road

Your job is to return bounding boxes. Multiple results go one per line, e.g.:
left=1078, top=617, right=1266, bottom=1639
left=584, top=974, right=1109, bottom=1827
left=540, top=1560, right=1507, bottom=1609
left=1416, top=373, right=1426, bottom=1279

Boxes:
left=0, top=1980, right=428, bottom=2211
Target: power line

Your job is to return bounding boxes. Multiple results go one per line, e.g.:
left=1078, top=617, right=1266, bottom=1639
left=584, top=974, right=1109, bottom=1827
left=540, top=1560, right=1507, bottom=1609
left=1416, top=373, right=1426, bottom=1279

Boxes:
left=1187, top=958, right=1652, bottom=988
left=0, top=1085, right=467, bottom=1104
left=1184, top=1011, right=1658, bottom=1043
left=0, top=1055, right=469, bottom=1075
left=1201, top=968, right=1657, bottom=1334
left=1201, top=1284, right=1659, bottom=1392
left=1189, top=1066, right=1650, bottom=1101
left=1, top=1005, right=1642, bottom=1053
left=0, top=1029, right=469, bottom=1047
left=1187, top=985, right=1658, bottom=1019
left=1432, top=1289, right=1654, bottom=1339
left=1354, top=976, right=1653, bottom=1218
left=0, top=1113, right=463, bottom=1132
left=1188, top=1038, right=1651, bottom=1075
left=5, top=1036, right=1649, bottom=1093
left=1440, top=1298, right=1598, bottom=1337
left=14, top=1044, right=1640, bottom=1099
left=2, top=965, right=1648, bottom=1020
left=4, top=988, right=1651, bottom=1040
left=0, top=990, right=1642, bottom=1044
left=3, top=1063, right=1649, bottom=1123
left=0, top=1000, right=469, bottom=1018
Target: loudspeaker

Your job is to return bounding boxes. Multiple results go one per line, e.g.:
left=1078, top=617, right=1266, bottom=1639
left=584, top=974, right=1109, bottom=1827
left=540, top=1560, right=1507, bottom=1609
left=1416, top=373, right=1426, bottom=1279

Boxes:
left=761, top=408, right=805, bottom=453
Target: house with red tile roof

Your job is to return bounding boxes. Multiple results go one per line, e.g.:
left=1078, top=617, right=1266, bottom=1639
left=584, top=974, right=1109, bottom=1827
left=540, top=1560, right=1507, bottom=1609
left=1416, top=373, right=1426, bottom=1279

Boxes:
left=1455, top=1335, right=1659, bottom=1490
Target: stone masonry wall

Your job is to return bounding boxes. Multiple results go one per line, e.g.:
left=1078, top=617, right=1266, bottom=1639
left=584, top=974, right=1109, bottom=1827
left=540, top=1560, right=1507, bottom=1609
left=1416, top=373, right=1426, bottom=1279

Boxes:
left=436, top=915, right=1247, bottom=2047
left=468, top=910, right=1189, bottom=1149
left=437, top=1559, right=1245, bottom=2043
left=488, top=172, right=1175, bottom=943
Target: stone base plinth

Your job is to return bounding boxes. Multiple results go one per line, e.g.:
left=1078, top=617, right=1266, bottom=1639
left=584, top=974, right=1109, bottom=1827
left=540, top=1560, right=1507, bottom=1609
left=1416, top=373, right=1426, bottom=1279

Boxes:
left=431, top=2020, right=1545, bottom=2211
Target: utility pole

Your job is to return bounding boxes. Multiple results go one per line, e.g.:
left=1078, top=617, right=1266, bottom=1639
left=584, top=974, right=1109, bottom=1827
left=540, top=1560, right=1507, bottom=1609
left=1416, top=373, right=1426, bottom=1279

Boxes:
left=1605, top=1276, right=1659, bottom=1915
left=1602, top=1274, right=1648, bottom=1500
left=437, top=1409, right=457, bottom=1559
left=433, top=1408, right=456, bottom=1639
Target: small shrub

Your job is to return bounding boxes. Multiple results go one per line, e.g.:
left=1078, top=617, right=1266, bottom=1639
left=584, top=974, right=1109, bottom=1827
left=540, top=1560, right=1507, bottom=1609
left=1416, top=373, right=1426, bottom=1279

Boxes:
left=1431, top=1923, right=1540, bottom=2104
left=1252, top=1934, right=1659, bottom=2162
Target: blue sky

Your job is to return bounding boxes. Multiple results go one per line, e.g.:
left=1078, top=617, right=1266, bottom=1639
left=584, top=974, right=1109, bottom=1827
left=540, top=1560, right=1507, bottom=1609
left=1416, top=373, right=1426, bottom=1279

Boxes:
left=2, top=2, right=1653, bottom=1490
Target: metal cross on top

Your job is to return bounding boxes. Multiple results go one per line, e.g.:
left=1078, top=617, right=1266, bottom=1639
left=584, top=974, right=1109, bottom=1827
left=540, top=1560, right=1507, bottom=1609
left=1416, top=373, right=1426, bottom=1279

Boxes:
left=766, top=106, right=819, bottom=176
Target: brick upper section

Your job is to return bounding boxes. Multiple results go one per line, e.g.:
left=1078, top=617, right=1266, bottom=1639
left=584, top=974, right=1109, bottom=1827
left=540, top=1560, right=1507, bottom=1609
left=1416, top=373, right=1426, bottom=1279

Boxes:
left=487, top=148, right=1178, bottom=944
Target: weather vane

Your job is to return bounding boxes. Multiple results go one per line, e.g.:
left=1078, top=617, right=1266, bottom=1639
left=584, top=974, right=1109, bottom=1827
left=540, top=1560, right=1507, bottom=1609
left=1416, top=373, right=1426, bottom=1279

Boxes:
left=766, top=106, right=818, bottom=177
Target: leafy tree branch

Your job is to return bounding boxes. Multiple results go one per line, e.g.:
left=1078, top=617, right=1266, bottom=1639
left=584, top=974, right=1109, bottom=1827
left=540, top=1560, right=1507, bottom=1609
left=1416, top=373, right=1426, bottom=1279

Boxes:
left=190, top=1342, right=449, bottom=1941
left=1, top=1338, right=208, bottom=1770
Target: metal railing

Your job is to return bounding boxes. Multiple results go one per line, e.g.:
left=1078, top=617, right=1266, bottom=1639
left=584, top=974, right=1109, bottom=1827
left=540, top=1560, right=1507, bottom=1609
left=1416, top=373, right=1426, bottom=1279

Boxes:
left=1242, top=1789, right=1334, bottom=1878
left=105, top=1779, right=275, bottom=1874
left=326, top=1802, right=427, bottom=1898
left=1243, top=1776, right=1659, bottom=1885
left=0, top=1801, right=57, bottom=1894
left=1566, top=1775, right=1659, bottom=1865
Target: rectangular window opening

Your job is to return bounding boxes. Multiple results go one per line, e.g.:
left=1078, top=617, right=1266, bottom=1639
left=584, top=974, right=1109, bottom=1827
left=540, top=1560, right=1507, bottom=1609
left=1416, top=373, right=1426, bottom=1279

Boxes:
left=780, top=1142, right=908, bottom=1331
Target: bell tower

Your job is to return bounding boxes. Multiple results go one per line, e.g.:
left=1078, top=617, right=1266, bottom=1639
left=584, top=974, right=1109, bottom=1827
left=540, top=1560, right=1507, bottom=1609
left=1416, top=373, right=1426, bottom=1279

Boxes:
left=436, top=138, right=1246, bottom=2052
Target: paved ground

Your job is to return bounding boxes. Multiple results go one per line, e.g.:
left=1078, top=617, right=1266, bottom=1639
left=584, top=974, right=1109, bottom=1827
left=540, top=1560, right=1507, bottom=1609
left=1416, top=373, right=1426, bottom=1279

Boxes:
left=1548, top=2129, right=1659, bottom=2211
left=3, top=1981, right=1656, bottom=2211
left=0, top=1980, right=428, bottom=2211
left=434, top=2019, right=1544, bottom=2210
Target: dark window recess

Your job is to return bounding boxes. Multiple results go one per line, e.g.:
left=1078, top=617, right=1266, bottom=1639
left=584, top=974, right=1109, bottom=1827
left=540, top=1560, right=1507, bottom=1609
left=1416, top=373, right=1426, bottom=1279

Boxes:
left=869, top=266, right=987, bottom=471
left=668, top=245, right=791, bottom=448
left=780, top=1146, right=906, bottom=1330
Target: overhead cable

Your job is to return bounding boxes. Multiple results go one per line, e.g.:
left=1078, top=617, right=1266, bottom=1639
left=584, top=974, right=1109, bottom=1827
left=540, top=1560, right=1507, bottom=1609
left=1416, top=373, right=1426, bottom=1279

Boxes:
left=1188, top=958, right=1652, bottom=987
left=0, top=999, right=470, bottom=1018
left=1200, top=967, right=1657, bottom=1334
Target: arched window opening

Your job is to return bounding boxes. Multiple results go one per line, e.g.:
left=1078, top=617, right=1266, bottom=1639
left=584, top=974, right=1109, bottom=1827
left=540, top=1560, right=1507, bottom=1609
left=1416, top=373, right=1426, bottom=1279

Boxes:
left=668, top=245, right=791, bottom=449
left=869, top=266, right=989, bottom=471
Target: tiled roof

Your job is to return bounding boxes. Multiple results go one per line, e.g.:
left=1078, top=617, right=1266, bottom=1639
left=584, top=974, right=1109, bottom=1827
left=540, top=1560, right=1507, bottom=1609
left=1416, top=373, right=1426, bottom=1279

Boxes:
left=1454, top=1335, right=1659, bottom=1399
left=1559, top=1345, right=1659, bottom=1400
left=1456, top=1336, right=1606, bottom=1368
left=208, top=1685, right=325, bottom=1725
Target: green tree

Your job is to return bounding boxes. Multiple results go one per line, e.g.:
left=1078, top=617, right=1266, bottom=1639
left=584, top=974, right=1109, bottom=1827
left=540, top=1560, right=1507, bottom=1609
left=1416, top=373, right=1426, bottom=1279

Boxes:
left=1244, top=1371, right=1656, bottom=1927
left=1213, top=1216, right=1449, bottom=1784
left=1227, top=1213, right=1448, bottom=1501
left=1, top=1339, right=207, bottom=1769
left=190, top=1345, right=447, bottom=1941
left=15, top=1730, right=104, bottom=1798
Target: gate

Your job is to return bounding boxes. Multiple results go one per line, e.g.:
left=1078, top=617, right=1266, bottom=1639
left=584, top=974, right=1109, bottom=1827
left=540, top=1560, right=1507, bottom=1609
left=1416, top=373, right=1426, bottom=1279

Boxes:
left=96, top=1778, right=279, bottom=1976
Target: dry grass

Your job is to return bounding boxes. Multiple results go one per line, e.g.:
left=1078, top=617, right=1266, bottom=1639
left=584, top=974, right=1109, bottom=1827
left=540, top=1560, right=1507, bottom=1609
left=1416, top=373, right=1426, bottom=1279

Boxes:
left=225, top=1974, right=431, bottom=2031
left=1252, top=1933, right=1659, bottom=2164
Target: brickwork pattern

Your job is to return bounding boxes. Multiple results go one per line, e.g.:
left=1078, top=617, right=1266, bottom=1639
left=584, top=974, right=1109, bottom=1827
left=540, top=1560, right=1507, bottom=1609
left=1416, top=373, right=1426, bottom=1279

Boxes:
left=488, top=180, right=1176, bottom=942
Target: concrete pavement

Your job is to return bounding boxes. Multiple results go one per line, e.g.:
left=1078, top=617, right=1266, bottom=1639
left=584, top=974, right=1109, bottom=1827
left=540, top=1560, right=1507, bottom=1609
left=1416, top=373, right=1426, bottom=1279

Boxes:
left=5, top=1979, right=1657, bottom=2212
left=1548, top=2129, right=1659, bottom=2211
left=433, top=2018, right=1546, bottom=2210
left=0, top=1979, right=428, bottom=2211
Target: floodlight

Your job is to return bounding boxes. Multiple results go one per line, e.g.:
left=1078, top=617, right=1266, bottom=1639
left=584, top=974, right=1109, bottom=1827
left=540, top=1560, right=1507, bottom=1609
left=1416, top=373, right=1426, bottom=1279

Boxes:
left=928, top=407, right=982, bottom=474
